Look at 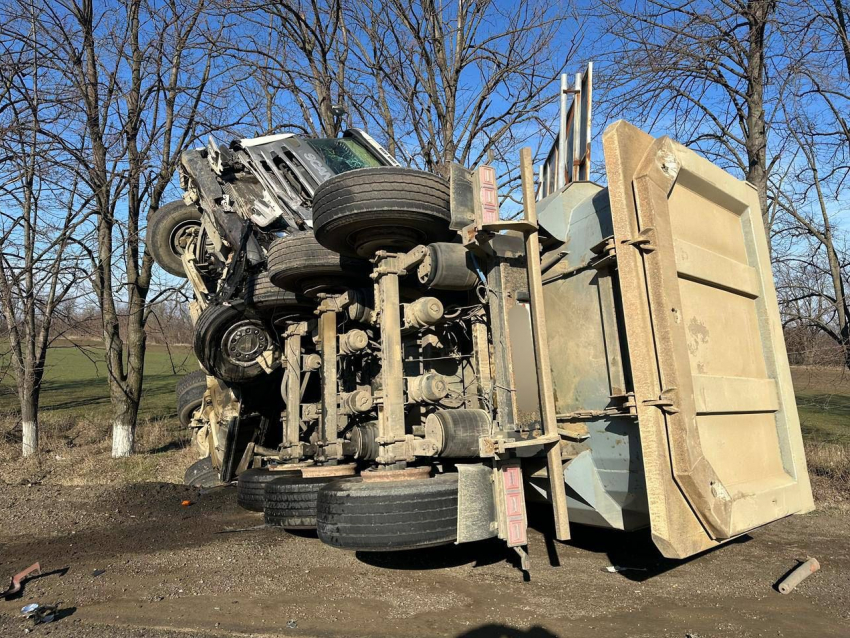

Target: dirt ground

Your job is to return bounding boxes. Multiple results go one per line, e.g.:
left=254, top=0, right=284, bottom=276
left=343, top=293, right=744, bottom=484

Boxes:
left=0, top=483, right=847, bottom=638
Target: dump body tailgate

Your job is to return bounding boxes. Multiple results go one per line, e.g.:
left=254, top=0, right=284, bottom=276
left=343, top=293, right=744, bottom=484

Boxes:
left=603, top=121, right=814, bottom=559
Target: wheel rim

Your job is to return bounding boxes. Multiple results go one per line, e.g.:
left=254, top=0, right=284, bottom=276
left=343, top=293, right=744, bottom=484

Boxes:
left=348, top=227, right=420, bottom=257
left=168, top=220, right=201, bottom=258
left=221, top=320, right=271, bottom=367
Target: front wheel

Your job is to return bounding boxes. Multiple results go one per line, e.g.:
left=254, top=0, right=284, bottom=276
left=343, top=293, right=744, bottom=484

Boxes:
left=176, top=369, right=208, bottom=427
left=147, top=200, right=202, bottom=277
left=184, top=457, right=222, bottom=488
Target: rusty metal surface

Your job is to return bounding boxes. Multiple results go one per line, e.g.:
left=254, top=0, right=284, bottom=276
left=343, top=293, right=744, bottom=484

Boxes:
left=1, top=563, right=40, bottom=599
left=360, top=466, right=432, bottom=482
left=301, top=463, right=357, bottom=478
left=538, top=63, right=593, bottom=199
left=777, top=558, right=821, bottom=594
left=268, top=462, right=313, bottom=472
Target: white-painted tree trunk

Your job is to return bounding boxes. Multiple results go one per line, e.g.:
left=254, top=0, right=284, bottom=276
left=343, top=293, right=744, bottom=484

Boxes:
left=22, top=420, right=38, bottom=457
left=111, top=422, right=134, bottom=458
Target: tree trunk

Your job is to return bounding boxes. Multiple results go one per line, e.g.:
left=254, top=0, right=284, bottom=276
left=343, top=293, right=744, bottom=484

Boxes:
left=111, top=394, right=139, bottom=457
left=745, top=0, right=774, bottom=233
left=20, top=392, right=38, bottom=457
left=109, top=312, right=147, bottom=458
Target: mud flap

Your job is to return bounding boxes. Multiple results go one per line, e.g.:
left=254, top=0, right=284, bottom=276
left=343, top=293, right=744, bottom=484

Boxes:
left=455, top=464, right=497, bottom=544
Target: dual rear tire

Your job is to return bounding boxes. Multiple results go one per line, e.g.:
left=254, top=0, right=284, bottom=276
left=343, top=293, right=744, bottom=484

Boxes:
left=235, top=469, right=460, bottom=552
left=264, top=475, right=336, bottom=529
left=316, top=474, right=459, bottom=551
left=234, top=168, right=459, bottom=548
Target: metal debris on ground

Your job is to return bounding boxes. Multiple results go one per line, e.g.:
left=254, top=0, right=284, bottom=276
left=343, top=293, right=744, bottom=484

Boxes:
left=1, top=563, right=40, bottom=599
left=215, top=524, right=266, bottom=534
left=287, top=620, right=298, bottom=629
left=602, top=565, right=648, bottom=573
left=92, top=569, right=106, bottom=577
left=20, top=602, right=59, bottom=624
left=776, top=557, right=820, bottom=594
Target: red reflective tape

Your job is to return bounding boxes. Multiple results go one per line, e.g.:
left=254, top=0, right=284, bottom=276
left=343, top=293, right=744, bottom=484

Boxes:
left=502, top=465, right=527, bottom=546
left=508, top=520, right=526, bottom=546
left=478, top=165, right=500, bottom=224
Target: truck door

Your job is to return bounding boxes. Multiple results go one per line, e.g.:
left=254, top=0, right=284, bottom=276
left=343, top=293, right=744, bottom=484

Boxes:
left=603, top=121, right=814, bottom=559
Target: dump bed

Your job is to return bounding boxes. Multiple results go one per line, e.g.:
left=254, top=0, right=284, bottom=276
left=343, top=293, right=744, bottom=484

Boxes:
left=536, top=121, right=813, bottom=559
left=605, top=121, right=814, bottom=558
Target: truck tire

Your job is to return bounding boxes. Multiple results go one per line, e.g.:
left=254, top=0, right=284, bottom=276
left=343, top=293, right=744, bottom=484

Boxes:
left=176, top=370, right=207, bottom=427
left=264, top=475, right=336, bottom=529
left=312, top=167, right=453, bottom=257
left=236, top=468, right=278, bottom=511
left=244, top=271, right=315, bottom=317
left=147, top=200, right=202, bottom=277
left=266, top=233, right=369, bottom=294
left=184, top=457, right=221, bottom=488
left=193, top=303, right=277, bottom=384
left=316, top=473, right=458, bottom=551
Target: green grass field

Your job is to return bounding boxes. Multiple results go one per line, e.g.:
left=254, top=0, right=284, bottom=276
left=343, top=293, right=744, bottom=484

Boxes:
left=0, top=340, right=197, bottom=422
left=790, top=367, right=850, bottom=445
left=1, top=341, right=846, bottom=443
left=0, top=342, right=847, bottom=493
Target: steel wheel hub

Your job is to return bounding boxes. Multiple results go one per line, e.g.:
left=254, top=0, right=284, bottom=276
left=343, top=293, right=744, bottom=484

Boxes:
left=222, top=320, right=270, bottom=366
left=169, top=220, right=201, bottom=256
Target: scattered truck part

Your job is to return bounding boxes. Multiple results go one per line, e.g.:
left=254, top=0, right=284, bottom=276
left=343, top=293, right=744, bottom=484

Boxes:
left=777, top=557, right=821, bottom=594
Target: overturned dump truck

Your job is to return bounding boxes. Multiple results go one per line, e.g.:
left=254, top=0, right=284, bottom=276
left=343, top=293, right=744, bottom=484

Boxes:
left=151, top=68, right=813, bottom=562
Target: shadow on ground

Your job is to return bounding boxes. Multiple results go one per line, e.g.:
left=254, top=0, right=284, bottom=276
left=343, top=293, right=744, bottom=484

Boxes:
left=457, top=625, right=559, bottom=638
left=356, top=538, right=509, bottom=571
left=526, top=504, right=752, bottom=582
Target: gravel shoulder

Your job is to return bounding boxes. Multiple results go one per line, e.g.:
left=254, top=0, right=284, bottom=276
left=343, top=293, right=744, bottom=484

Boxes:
left=0, top=482, right=847, bottom=638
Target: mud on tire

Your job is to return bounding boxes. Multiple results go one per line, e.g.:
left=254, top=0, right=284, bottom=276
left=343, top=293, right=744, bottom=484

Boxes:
left=316, top=473, right=458, bottom=551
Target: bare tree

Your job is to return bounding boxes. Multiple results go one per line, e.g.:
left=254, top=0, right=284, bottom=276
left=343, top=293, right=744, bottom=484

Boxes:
left=221, top=0, right=578, bottom=197
left=773, top=122, right=849, bottom=367
left=770, top=0, right=850, bottom=367
left=591, top=0, right=780, bottom=230
left=35, top=0, right=226, bottom=456
left=350, top=0, right=579, bottom=184
left=0, top=9, right=90, bottom=455
left=222, top=0, right=354, bottom=137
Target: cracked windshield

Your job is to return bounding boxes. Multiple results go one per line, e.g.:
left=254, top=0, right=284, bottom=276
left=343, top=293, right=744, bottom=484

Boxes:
left=307, top=138, right=382, bottom=174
